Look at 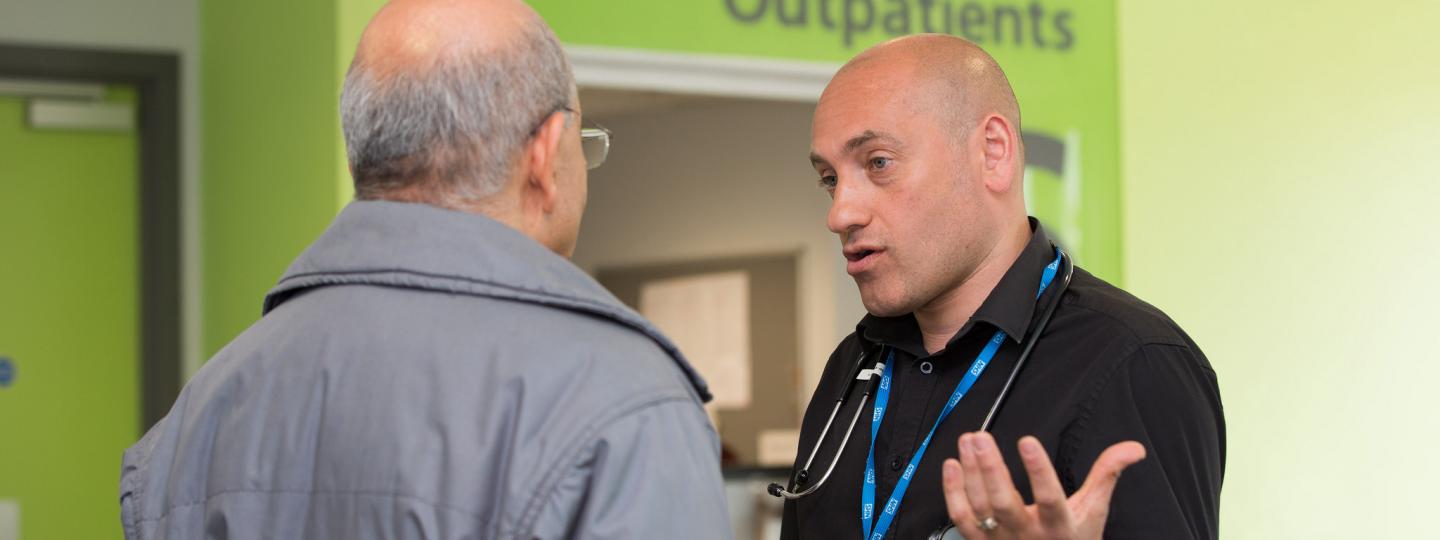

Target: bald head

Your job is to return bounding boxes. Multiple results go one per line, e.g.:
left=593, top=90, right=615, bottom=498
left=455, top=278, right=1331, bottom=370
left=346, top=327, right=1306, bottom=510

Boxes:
left=354, top=0, right=535, bottom=80
left=810, top=35, right=1032, bottom=321
left=341, top=0, right=575, bottom=205
left=829, top=34, right=1021, bottom=154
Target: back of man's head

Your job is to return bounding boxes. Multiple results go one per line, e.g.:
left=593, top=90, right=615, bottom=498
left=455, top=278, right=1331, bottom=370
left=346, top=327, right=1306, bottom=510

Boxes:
left=340, top=0, right=575, bottom=208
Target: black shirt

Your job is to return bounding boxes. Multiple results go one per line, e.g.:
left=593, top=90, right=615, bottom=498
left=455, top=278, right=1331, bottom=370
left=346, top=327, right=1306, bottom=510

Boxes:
left=781, top=220, right=1225, bottom=539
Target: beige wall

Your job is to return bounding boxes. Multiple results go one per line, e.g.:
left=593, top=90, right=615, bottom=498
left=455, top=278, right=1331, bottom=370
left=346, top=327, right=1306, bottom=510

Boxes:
left=572, top=95, right=867, bottom=409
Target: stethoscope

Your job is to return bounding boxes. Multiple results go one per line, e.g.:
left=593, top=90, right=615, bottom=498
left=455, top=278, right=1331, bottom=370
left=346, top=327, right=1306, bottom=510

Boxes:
left=767, top=248, right=1075, bottom=519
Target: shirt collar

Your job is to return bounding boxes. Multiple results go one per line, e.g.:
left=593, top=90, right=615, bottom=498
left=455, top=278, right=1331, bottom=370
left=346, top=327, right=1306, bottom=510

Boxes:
left=856, top=218, right=1058, bottom=355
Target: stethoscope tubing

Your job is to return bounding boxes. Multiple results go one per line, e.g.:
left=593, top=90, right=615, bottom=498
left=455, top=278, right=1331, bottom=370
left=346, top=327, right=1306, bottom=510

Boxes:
left=770, top=250, right=1074, bottom=502
left=770, top=351, right=884, bottom=500
left=978, top=254, right=1074, bottom=432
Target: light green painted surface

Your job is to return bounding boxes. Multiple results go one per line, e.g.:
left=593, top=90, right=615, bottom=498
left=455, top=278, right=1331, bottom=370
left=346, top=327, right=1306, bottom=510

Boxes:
left=0, top=88, right=140, bottom=539
left=1118, top=1, right=1440, bottom=537
left=202, top=0, right=399, bottom=357
left=201, top=0, right=345, bottom=356
left=527, top=0, right=1124, bottom=282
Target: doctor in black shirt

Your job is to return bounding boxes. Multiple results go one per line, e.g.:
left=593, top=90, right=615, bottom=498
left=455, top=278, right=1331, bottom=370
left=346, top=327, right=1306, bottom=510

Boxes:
left=782, top=34, right=1225, bottom=539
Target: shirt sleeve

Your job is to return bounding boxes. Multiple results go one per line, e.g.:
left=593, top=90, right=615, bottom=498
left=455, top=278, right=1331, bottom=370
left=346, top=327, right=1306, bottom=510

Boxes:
left=1060, top=342, right=1226, bottom=540
left=529, top=396, right=734, bottom=540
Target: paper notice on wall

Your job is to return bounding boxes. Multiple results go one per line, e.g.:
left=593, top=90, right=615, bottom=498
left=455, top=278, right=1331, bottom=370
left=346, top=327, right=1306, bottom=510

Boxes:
left=640, top=271, right=751, bottom=409
left=0, top=499, right=18, bottom=540
left=757, top=429, right=800, bottom=467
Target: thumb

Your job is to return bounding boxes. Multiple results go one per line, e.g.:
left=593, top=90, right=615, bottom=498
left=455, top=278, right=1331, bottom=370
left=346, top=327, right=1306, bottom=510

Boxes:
left=1075, top=441, right=1146, bottom=513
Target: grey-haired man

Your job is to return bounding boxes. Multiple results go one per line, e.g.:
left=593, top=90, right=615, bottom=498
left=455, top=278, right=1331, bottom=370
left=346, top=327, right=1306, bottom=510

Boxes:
left=119, top=1, right=730, bottom=538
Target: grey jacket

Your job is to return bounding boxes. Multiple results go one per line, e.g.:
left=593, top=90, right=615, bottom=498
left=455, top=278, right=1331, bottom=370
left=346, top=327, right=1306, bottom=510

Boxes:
left=120, top=201, right=733, bottom=539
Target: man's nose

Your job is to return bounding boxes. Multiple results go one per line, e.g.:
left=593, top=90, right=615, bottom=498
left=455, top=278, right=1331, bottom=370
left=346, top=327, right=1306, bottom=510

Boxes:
left=827, top=178, right=869, bottom=235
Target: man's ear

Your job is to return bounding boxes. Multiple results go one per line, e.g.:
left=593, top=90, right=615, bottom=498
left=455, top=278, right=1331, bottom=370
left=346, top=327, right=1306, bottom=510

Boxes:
left=978, top=113, right=1020, bottom=194
left=525, top=110, right=568, bottom=212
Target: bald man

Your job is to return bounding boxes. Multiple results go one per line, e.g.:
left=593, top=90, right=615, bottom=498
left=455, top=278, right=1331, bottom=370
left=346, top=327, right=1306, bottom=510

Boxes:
left=779, top=35, right=1224, bottom=539
left=119, top=1, right=731, bottom=538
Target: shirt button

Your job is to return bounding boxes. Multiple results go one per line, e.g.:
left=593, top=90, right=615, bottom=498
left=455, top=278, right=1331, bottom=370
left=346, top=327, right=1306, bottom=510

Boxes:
left=919, top=361, right=934, bottom=374
left=890, top=457, right=903, bottom=471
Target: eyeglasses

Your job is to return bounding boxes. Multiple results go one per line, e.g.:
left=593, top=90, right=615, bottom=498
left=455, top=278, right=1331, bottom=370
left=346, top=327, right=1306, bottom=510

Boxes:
left=547, top=106, right=610, bottom=170
left=578, top=116, right=610, bottom=170
left=530, top=106, right=612, bottom=170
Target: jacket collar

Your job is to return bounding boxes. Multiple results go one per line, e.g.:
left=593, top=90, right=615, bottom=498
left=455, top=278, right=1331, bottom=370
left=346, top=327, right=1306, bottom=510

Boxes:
left=263, top=200, right=712, bottom=401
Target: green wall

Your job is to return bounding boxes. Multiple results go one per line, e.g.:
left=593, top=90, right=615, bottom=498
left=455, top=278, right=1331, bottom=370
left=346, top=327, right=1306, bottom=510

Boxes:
left=0, top=88, right=140, bottom=540
left=1118, top=1, right=1440, bottom=537
left=201, top=0, right=347, bottom=355
left=202, top=0, right=396, bottom=356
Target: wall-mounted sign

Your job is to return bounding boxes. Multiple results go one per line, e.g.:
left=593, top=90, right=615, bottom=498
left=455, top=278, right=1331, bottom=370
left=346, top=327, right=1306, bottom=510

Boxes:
left=720, top=0, right=1079, bottom=50
left=0, top=499, right=19, bottom=540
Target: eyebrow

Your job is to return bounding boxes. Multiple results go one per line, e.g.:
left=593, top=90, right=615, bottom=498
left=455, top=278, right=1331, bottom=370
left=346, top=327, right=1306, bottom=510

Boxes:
left=809, top=130, right=901, bottom=167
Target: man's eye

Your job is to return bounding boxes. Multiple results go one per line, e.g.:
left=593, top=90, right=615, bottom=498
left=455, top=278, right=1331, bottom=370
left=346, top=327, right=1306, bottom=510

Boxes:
left=869, top=157, right=891, bottom=170
left=818, top=175, right=837, bottom=189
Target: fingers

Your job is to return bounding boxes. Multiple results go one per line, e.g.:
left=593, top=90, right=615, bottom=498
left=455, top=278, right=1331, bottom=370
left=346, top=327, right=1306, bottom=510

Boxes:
left=957, top=433, right=995, bottom=528
left=1075, top=441, right=1147, bottom=515
left=942, top=458, right=987, bottom=539
left=951, top=432, right=1125, bottom=537
left=1017, top=436, right=1070, bottom=532
left=970, top=432, right=1029, bottom=529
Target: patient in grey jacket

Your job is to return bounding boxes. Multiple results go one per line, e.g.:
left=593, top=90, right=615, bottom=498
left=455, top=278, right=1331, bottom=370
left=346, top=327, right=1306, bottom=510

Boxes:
left=119, top=0, right=730, bottom=538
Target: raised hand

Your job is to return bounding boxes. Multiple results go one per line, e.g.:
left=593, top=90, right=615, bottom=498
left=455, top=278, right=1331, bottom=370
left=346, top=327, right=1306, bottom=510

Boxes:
left=940, top=432, right=1146, bottom=540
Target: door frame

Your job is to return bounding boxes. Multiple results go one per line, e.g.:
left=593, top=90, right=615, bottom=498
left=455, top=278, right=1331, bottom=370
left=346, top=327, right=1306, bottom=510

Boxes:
left=0, top=43, right=181, bottom=430
left=566, top=44, right=838, bottom=101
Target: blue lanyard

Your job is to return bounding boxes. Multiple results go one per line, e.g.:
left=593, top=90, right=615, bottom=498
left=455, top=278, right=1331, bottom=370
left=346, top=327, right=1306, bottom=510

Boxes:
left=861, top=249, right=1062, bottom=540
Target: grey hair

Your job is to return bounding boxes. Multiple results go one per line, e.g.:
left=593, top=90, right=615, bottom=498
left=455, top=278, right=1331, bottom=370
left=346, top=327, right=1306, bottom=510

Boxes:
left=340, top=18, right=575, bottom=204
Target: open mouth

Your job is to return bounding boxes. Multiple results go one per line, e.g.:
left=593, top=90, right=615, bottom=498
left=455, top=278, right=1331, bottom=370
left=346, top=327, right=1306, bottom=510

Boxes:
left=846, top=249, right=877, bottom=263
left=844, top=247, right=884, bottom=274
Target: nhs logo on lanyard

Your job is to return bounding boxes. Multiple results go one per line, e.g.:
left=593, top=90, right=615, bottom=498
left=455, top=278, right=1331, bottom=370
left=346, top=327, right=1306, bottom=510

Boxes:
left=863, top=503, right=873, bottom=520
left=873, top=405, right=886, bottom=422
left=902, top=463, right=916, bottom=481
